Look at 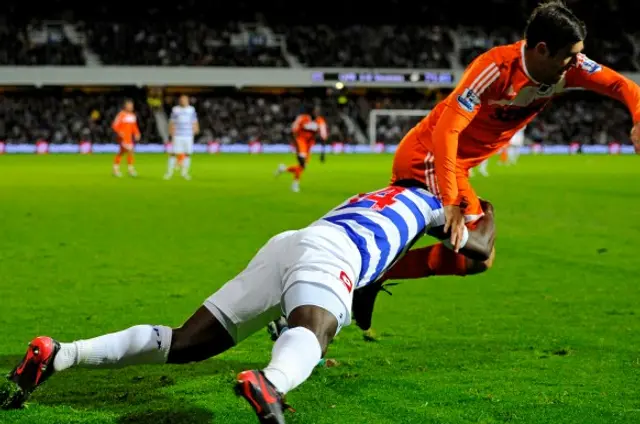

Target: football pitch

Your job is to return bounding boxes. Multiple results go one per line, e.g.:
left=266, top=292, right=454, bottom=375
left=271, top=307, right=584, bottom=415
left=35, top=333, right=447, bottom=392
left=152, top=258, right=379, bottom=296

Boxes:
left=1, top=154, right=639, bottom=424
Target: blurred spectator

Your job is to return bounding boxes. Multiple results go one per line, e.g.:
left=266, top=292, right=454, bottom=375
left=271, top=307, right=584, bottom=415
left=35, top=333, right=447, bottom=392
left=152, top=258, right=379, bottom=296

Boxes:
left=0, top=89, right=633, bottom=146
left=85, top=22, right=286, bottom=67
left=0, top=91, right=158, bottom=143
left=0, top=22, right=84, bottom=65
left=365, top=90, right=634, bottom=145
left=278, top=25, right=453, bottom=68
left=1, top=0, right=639, bottom=69
left=182, top=94, right=354, bottom=144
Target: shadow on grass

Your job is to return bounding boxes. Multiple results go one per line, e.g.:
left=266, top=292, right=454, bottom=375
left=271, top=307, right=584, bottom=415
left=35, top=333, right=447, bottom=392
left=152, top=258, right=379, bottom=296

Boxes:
left=117, top=407, right=215, bottom=424
left=0, top=354, right=264, bottom=423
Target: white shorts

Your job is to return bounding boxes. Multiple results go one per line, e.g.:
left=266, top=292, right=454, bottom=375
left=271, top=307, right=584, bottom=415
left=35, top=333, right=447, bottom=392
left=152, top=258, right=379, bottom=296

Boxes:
left=510, top=132, right=525, bottom=147
left=173, top=136, right=194, bottom=154
left=203, top=224, right=361, bottom=343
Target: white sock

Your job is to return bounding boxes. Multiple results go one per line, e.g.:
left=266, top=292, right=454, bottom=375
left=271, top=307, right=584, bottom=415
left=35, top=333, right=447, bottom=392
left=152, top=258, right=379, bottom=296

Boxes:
left=167, top=156, right=176, bottom=174
left=182, top=156, right=191, bottom=174
left=53, top=325, right=172, bottom=372
left=508, top=146, right=518, bottom=163
left=128, top=164, right=136, bottom=172
left=478, top=159, right=488, bottom=174
left=262, top=326, right=321, bottom=395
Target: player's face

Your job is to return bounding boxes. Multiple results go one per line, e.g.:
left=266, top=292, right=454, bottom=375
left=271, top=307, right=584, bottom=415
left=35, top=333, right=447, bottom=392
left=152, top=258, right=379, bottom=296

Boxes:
left=539, top=41, right=584, bottom=84
left=124, top=101, right=134, bottom=112
left=179, top=95, right=189, bottom=107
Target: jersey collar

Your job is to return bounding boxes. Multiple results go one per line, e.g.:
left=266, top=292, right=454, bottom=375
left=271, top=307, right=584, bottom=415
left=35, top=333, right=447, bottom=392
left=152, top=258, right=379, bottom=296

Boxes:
left=520, top=41, right=541, bottom=85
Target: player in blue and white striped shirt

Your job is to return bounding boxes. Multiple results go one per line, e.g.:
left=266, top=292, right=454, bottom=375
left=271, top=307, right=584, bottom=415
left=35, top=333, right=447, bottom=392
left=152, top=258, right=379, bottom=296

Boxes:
left=165, top=95, right=199, bottom=180
left=7, top=182, right=493, bottom=422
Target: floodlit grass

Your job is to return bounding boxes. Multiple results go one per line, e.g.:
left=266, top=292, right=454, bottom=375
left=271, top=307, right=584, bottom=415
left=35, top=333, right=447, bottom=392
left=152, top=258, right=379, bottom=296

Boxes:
left=1, top=153, right=639, bottom=423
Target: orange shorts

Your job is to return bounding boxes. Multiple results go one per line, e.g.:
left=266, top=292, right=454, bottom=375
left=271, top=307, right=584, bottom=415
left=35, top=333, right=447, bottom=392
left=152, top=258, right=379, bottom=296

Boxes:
left=294, top=138, right=312, bottom=161
left=391, top=128, right=484, bottom=222
left=119, top=142, right=134, bottom=153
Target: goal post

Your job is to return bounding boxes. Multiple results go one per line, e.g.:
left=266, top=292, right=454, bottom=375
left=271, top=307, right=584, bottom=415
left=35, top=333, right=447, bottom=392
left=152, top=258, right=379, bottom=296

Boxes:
left=368, top=109, right=431, bottom=145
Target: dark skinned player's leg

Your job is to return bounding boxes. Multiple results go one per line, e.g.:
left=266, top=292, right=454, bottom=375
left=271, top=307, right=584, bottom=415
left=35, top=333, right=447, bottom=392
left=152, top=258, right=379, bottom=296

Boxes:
left=5, top=231, right=304, bottom=409
left=3, top=305, right=236, bottom=409
left=252, top=305, right=337, bottom=394
left=167, top=306, right=235, bottom=363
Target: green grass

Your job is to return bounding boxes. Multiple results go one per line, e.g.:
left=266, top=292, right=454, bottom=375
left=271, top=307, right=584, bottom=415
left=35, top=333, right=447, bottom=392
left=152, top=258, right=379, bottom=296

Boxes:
left=1, top=153, right=639, bottom=424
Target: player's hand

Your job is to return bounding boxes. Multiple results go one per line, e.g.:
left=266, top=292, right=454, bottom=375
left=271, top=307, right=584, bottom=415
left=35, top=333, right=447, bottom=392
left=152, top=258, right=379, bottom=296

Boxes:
left=443, top=205, right=466, bottom=252
left=122, top=143, right=134, bottom=152
left=631, top=122, right=640, bottom=154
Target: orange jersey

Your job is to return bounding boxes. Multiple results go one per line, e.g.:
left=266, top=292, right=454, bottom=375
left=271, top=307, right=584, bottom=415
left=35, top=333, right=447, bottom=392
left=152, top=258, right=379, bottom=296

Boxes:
left=411, top=40, right=640, bottom=205
left=292, top=114, right=328, bottom=153
left=112, top=111, right=141, bottom=144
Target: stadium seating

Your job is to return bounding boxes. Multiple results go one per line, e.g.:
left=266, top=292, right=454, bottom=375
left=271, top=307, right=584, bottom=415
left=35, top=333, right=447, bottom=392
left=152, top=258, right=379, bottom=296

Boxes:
left=85, top=22, right=286, bottom=67
left=1, top=1, right=637, bottom=69
left=0, top=22, right=84, bottom=66
left=0, top=1, right=637, bottom=146
left=0, top=90, right=354, bottom=145
left=0, top=88, right=632, bottom=146
left=277, top=25, right=453, bottom=68
left=167, top=94, right=354, bottom=144
left=530, top=92, right=633, bottom=145
left=0, top=91, right=159, bottom=143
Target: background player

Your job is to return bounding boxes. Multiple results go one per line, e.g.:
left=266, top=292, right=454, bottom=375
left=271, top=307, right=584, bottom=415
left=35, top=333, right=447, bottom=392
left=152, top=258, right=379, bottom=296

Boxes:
left=470, top=125, right=526, bottom=177
left=275, top=105, right=327, bottom=193
left=112, top=99, right=141, bottom=177
left=498, top=125, right=526, bottom=166
left=165, top=95, right=199, bottom=180
left=5, top=183, right=494, bottom=423
left=389, top=0, right=640, bottom=285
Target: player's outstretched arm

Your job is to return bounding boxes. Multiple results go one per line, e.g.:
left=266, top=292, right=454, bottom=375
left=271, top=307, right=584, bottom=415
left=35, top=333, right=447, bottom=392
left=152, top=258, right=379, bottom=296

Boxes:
left=566, top=56, right=640, bottom=150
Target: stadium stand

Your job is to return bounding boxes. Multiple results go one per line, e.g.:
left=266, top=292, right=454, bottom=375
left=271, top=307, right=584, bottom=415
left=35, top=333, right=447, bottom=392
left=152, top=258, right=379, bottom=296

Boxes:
left=175, top=93, right=354, bottom=145
left=85, top=22, right=286, bottom=67
left=1, top=0, right=637, bottom=69
left=364, top=90, right=633, bottom=145
left=278, top=25, right=453, bottom=68
left=0, top=90, right=158, bottom=143
left=0, top=21, right=85, bottom=66
left=0, top=88, right=631, bottom=145
left=0, top=0, right=638, bottom=146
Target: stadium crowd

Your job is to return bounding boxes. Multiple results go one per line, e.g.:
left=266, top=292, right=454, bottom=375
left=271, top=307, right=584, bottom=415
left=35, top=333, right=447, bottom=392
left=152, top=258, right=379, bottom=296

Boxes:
left=0, top=91, right=159, bottom=143
left=0, top=90, right=633, bottom=145
left=0, top=1, right=637, bottom=146
left=173, top=94, right=354, bottom=145
left=0, top=0, right=638, bottom=70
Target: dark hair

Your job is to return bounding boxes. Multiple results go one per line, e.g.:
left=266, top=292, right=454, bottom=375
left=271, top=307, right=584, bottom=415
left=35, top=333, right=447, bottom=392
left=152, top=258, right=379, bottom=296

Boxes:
left=524, top=1, right=586, bottom=55
left=123, top=98, right=133, bottom=105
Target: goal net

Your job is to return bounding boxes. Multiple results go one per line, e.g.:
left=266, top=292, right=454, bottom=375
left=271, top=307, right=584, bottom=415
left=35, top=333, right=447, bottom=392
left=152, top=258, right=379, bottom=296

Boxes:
left=368, top=109, right=431, bottom=145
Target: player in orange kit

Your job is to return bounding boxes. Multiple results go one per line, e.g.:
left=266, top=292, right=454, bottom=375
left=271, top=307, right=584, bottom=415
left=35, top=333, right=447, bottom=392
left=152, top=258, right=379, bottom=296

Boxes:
left=350, top=0, right=640, bottom=333
left=112, top=99, right=141, bottom=177
left=275, top=105, right=327, bottom=192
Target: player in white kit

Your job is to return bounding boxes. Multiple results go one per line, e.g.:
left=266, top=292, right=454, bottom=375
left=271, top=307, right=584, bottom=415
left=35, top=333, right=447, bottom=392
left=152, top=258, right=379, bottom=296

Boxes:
left=165, top=95, right=199, bottom=180
left=505, top=125, right=526, bottom=165
left=5, top=181, right=494, bottom=422
left=471, top=125, right=526, bottom=177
